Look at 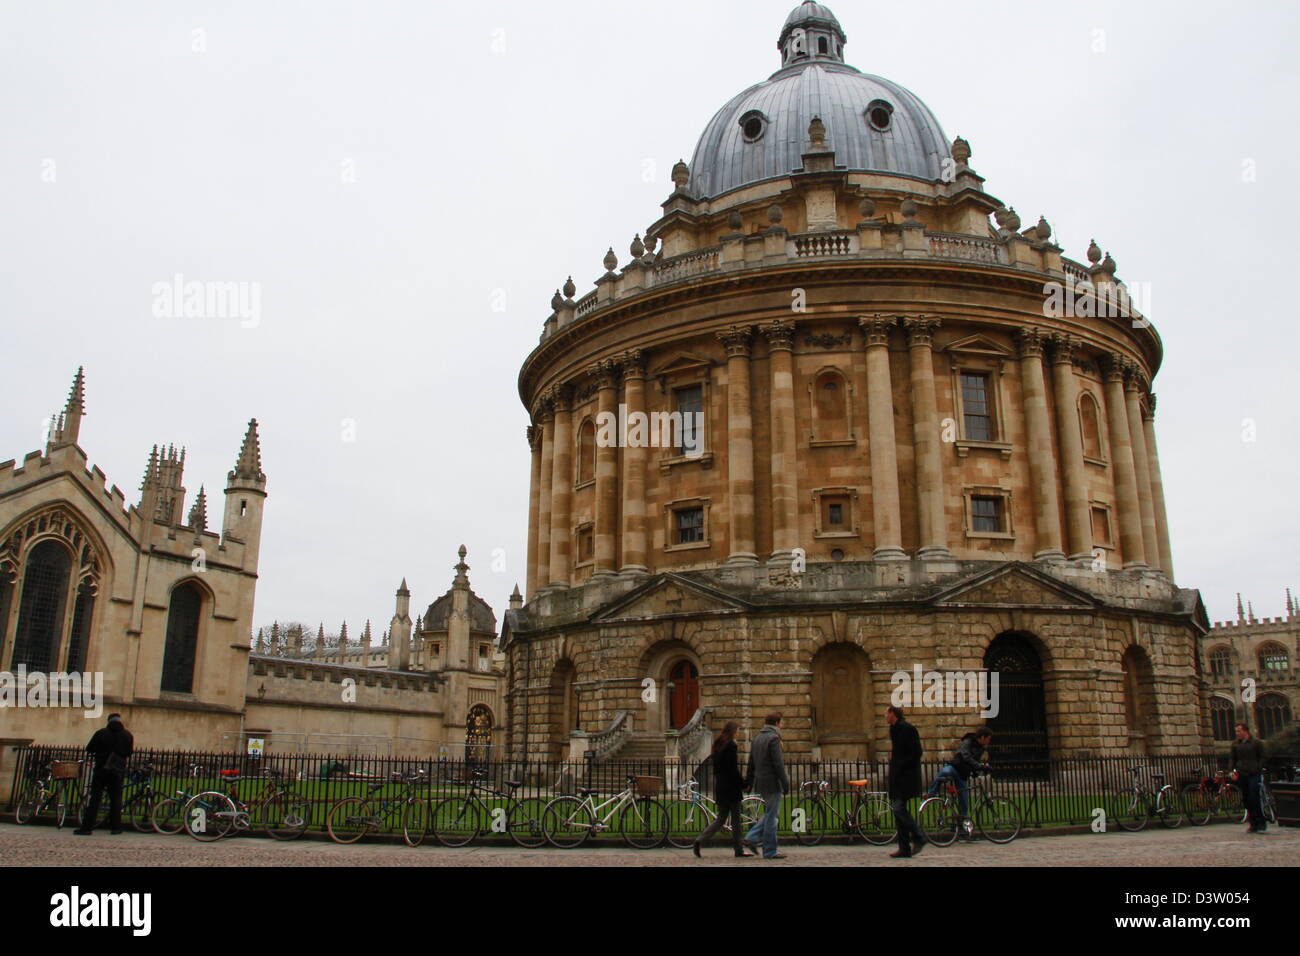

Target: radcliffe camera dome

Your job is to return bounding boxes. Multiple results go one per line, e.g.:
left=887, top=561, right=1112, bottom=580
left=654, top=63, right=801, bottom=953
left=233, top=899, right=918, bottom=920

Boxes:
left=688, top=1, right=949, bottom=199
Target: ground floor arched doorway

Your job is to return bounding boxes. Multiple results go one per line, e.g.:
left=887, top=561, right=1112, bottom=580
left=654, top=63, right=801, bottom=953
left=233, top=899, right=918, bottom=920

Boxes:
left=811, top=643, right=871, bottom=759
left=984, top=631, right=1049, bottom=766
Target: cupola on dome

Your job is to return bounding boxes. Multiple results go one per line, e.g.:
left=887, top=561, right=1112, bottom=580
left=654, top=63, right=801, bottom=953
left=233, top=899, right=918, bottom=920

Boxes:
left=688, top=1, right=949, bottom=200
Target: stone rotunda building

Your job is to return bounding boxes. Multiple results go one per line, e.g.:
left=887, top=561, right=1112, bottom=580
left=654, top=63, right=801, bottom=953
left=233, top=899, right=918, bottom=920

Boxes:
left=503, top=2, right=1210, bottom=767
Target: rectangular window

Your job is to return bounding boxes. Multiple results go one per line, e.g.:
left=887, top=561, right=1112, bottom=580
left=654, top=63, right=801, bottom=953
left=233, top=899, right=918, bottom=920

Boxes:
left=675, top=385, right=704, bottom=457
left=1090, top=507, right=1112, bottom=547
left=577, top=527, right=594, bottom=563
left=828, top=503, right=844, bottom=526
left=961, top=373, right=993, bottom=441
left=971, top=496, right=1003, bottom=533
left=675, top=507, right=704, bottom=544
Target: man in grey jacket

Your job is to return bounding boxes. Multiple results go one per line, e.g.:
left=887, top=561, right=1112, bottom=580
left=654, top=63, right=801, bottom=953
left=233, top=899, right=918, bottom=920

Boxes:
left=743, top=713, right=790, bottom=859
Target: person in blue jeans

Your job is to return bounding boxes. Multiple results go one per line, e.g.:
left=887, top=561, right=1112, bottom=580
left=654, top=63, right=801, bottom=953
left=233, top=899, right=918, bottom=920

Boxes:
left=927, top=726, right=993, bottom=828
left=743, top=713, right=790, bottom=859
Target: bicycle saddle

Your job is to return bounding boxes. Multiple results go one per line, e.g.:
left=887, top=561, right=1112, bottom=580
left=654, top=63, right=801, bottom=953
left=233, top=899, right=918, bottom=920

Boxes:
left=578, top=787, right=598, bottom=796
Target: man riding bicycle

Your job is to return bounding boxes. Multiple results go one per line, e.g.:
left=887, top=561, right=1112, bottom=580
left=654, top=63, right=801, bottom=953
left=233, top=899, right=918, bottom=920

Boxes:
left=926, top=726, right=993, bottom=832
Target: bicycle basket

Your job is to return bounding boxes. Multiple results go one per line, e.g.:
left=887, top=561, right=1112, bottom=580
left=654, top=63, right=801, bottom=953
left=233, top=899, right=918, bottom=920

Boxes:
left=51, top=761, right=82, bottom=780
left=633, top=775, right=663, bottom=797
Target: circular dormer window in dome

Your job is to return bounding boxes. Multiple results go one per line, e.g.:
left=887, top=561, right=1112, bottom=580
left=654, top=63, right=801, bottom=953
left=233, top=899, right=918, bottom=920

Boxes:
left=739, top=110, right=769, bottom=143
left=866, top=100, right=894, bottom=132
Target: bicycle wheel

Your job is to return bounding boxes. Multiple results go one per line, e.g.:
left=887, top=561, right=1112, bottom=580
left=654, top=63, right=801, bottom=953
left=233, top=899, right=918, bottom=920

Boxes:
left=14, top=785, right=40, bottom=825
left=917, top=796, right=959, bottom=847
left=1111, top=790, right=1147, bottom=832
left=326, top=796, right=378, bottom=844
left=151, top=796, right=186, bottom=835
left=1262, top=788, right=1277, bottom=826
left=54, top=795, right=70, bottom=829
left=262, top=794, right=312, bottom=841
left=430, top=797, right=482, bottom=848
left=620, top=797, right=668, bottom=849
left=793, top=798, right=827, bottom=847
left=739, top=795, right=766, bottom=834
left=1181, top=784, right=1212, bottom=826
left=507, top=796, right=549, bottom=849
left=542, top=796, right=594, bottom=849
left=183, top=792, right=237, bottom=842
left=131, top=793, right=156, bottom=833
left=1157, top=787, right=1184, bottom=829
left=401, top=799, right=431, bottom=848
left=665, top=799, right=707, bottom=849
left=1219, top=785, right=1243, bottom=822
left=975, top=796, right=1023, bottom=843
left=853, top=796, right=896, bottom=846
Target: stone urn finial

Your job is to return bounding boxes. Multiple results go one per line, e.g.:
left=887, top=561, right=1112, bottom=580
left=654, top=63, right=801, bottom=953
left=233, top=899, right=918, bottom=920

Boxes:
left=630, top=234, right=645, bottom=258
left=671, top=159, right=690, bottom=189
left=603, top=247, right=618, bottom=273
left=1004, top=207, right=1022, bottom=232
left=551, top=290, right=563, bottom=311
left=859, top=197, right=876, bottom=219
left=563, top=276, right=576, bottom=299
left=1087, top=239, right=1102, bottom=265
left=900, top=197, right=918, bottom=220
left=1036, top=216, right=1053, bottom=242
left=951, top=136, right=971, bottom=165
left=767, top=203, right=784, bottom=225
left=1101, top=252, right=1117, bottom=276
left=808, top=116, right=827, bottom=147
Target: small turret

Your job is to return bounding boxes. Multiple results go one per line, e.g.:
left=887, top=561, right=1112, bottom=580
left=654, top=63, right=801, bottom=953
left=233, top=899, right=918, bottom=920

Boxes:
left=389, top=578, right=412, bottom=671
left=222, top=419, right=268, bottom=570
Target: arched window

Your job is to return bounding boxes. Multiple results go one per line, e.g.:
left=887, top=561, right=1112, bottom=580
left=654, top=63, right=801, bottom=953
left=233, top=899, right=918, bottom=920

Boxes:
left=161, top=582, right=204, bottom=693
left=811, top=369, right=850, bottom=442
left=64, top=579, right=96, bottom=672
left=11, top=540, right=72, bottom=672
left=1121, top=646, right=1157, bottom=751
left=1254, top=693, right=1293, bottom=739
left=1210, top=697, right=1235, bottom=742
left=817, top=36, right=828, bottom=54
left=1079, top=393, right=1103, bottom=460
left=984, top=632, right=1050, bottom=767
left=1208, top=645, right=1232, bottom=677
left=576, top=420, right=596, bottom=485
left=465, top=704, right=493, bottom=763
left=1258, top=642, right=1289, bottom=672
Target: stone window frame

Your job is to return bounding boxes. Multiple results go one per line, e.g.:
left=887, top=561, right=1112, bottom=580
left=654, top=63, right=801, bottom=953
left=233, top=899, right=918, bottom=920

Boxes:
left=663, top=497, right=712, bottom=553
left=1209, top=695, right=1236, bottom=741
left=1077, top=389, right=1109, bottom=467
left=573, top=521, right=595, bottom=568
left=811, top=486, right=860, bottom=539
left=944, top=340, right=1014, bottom=459
left=1257, top=641, right=1290, bottom=673
left=1089, top=499, right=1114, bottom=550
left=654, top=356, right=716, bottom=472
left=1207, top=645, right=1232, bottom=677
left=807, top=365, right=857, bottom=447
left=961, top=485, right=1015, bottom=540
left=573, top=415, right=597, bottom=490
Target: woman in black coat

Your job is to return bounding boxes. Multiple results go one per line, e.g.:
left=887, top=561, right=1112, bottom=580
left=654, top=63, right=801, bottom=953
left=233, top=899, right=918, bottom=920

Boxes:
left=693, top=721, right=755, bottom=858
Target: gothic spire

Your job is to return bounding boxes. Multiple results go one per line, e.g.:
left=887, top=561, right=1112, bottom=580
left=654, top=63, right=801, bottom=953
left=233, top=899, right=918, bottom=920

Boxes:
left=187, top=485, right=208, bottom=531
left=229, top=419, right=266, bottom=484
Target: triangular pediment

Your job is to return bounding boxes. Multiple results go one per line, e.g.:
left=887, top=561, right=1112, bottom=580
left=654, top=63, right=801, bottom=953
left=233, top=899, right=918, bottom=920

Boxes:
left=929, top=563, right=1100, bottom=609
left=942, top=334, right=1013, bottom=358
left=592, top=573, right=747, bottom=622
left=652, top=351, right=714, bottom=378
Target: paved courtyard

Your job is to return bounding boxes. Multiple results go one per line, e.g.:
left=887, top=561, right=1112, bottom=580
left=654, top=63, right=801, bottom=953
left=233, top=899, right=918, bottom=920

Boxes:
left=2, top=821, right=1295, bottom=866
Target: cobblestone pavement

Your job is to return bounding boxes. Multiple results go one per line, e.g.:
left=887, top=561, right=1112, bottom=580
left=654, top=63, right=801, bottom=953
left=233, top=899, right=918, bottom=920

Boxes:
left=2, top=821, right=1295, bottom=866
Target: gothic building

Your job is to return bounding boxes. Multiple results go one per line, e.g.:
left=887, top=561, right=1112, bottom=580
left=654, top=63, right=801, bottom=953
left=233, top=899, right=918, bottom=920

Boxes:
left=1200, top=594, right=1298, bottom=743
left=503, top=2, right=1210, bottom=766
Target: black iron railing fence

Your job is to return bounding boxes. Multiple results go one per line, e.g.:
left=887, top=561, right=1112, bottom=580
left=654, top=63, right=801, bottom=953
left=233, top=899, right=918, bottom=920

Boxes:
left=8, top=744, right=1295, bottom=841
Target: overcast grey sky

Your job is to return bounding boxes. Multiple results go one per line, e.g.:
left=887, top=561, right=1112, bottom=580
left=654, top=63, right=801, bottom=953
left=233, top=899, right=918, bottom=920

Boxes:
left=2, top=0, right=1297, bottom=633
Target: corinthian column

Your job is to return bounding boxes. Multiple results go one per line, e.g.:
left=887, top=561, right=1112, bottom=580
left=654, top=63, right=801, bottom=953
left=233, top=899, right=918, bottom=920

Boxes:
left=525, top=424, right=542, bottom=599
left=1125, top=369, right=1161, bottom=573
left=1101, top=355, right=1146, bottom=569
left=1048, top=334, right=1094, bottom=562
left=903, top=316, right=949, bottom=560
left=1142, top=395, right=1175, bottom=579
left=590, top=360, right=620, bottom=579
left=1016, top=328, right=1065, bottom=562
left=619, top=351, right=648, bottom=576
left=860, top=315, right=906, bottom=561
left=762, top=320, right=798, bottom=565
left=718, top=326, right=758, bottom=566
left=546, top=384, right=574, bottom=589
left=534, top=400, right=554, bottom=595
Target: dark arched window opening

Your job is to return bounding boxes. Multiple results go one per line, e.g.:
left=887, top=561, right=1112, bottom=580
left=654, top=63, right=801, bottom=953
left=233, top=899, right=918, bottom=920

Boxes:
left=65, top=580, right=96, bottom=672
left=817, top=36, right=828, bottom=54
left=1210, top=698, right=1235, bottom=742
left=576, top=420, right=596, bottom=485
left=12, top=540, right=72, bottom=672
left=984, top=632, right=1049, bottom=772
left=1255, top=694, right=1292, bottom=739
left=161, top=583, right=203, bottom=693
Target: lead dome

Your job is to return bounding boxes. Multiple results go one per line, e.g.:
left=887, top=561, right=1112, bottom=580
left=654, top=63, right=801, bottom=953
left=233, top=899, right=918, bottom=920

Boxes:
left=688, top=1, right=949, bottom=200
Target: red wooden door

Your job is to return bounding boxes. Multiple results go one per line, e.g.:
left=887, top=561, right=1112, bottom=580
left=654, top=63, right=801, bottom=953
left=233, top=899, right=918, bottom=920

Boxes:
left=669, top=660, right=699, bottom=729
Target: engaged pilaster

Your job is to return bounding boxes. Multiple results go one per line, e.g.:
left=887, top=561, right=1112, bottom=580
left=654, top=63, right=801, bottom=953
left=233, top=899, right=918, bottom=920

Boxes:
left=762, top=320, right=799, bottom=566
left=903, top=315, right=949, bottom=560
left=534, top=399, right=554, bottom=595
left=718, top=326, right=758, bottom=566
left=1016, top=328, right=1065, bottom=562
left=590, top=360, right=621, bottom=578
left=860, top=315, right=906, bottom=561
left=525, top=424, right=542, bottom=599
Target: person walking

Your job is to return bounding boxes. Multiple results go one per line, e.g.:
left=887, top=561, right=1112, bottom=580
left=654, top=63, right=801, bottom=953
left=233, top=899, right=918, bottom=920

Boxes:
left=925, top=726, right=993, bottom=834
left=74, top=713, right=134, bottom=835
left=886, top=705, right=926, bottom=858
left=1230, top=722, right=1267, bottom=834
left=743, top=713, right=790, bottom=860
left=693, top=721, right=755, bottom=858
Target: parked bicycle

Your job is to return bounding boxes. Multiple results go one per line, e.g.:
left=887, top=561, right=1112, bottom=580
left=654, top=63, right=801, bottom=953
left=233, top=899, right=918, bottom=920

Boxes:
left=1111, top=765, right=1184, bottom=831
left=541, top=774, right=669, bottom=849
left=183, top=768, right=312, bottom=842
left=325, top=768, right=429, bottom=846
left=421, top=766, right=548, bottom=848
left=82, top=762, right=159, bottom=833
left=665, top=778, right=766, bottom=849
left=1181, top=767, right=1243, bottom=826
left=150, top=784, right=205, bottom=835
left=792, top=778, right=895, bottom=846
left=917, top=768, right=1023, bottom=845
left=14, top=758, right=82, bottom=828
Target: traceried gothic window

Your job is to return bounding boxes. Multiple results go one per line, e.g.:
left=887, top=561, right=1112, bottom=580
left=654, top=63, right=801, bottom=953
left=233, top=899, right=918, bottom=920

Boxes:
left=64, top=580, right=96, bottom=672
left=1210, top=697, right=1235, bottom=742
left=1208, top=646, right=1231, bottom=676
left=1254, top=693, right=1292, bottom=739
left=466, top=704, right=493, bottom=763
left=0, top=571, right=13, bottom=659
left=1258, top=643, right=1289, bottom=672
left=161, top=582, right=203, bottom=693
left=11, top=540, right=72, bottom=672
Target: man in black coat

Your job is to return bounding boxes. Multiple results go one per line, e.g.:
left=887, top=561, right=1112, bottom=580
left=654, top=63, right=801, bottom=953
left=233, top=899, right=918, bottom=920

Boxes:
left=74, top=713, right=134, bottom=835
left=886, top=705, right=926, bottom=858
left=1230, top=722, right=1267, bottom=833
